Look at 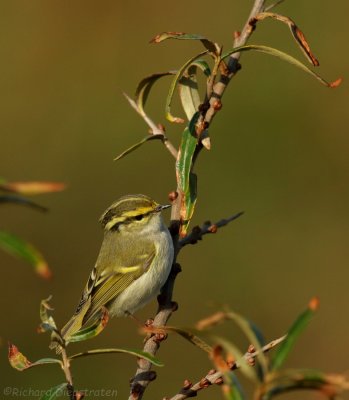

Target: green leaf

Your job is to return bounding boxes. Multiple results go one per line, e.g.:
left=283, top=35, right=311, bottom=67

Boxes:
left=0, top=230, right=52, bottom=279
left=69, top=348, right=164, bottom=367
left=166, top=51, right=208, bottom=123
left=114, top=134, right=164, bottom=161
left=0, top=180, right=66, bottom=195
left=179, top=61, right=211, bottom=121
left=40, top=383, right=67, bottom=400
left=135, top=71, right=176, bottom=116
left=225, top=311, right=267, bottom=379
left=175, top=113, right=200, bottom=236
left=258, top=369, right=349, bottom=400
left=222, top=44, right=341, bottom=88
left=270, top=297, right=319, bottom=371
left=151, top=31, right=219, bottom=54
left=8, top=343, right=62, bottom=371
left=67, top=307, right=109, bottom=343
left=0, top=194, right=47, bottom=212
left=224, top=372, right=246, bottom=400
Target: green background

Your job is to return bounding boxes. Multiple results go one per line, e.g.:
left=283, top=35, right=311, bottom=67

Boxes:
left=1, top=1, right=348, bottom=399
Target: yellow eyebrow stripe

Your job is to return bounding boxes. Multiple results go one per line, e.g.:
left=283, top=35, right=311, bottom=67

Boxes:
left=122, top=207, right=154, bottom=217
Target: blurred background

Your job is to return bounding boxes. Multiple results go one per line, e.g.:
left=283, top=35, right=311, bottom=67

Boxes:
left=0, top=0, right=348, bottom=399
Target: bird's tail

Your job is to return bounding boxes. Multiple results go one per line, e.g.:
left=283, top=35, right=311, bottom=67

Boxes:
left=49, top=299, right=93, bottom=353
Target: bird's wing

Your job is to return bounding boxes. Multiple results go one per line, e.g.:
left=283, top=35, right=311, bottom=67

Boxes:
left=61, top=247, right=155, bottom=341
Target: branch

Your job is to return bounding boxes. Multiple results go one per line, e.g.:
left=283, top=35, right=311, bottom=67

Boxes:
left=203, top=0, right=267, bottom=126
left=166, top=335, right=287, bottom=400
left=60, top=348, right=75, bottom=400
left=178, top=211, right=244, bottom=248
left=128, top=1, right=267, bottom=398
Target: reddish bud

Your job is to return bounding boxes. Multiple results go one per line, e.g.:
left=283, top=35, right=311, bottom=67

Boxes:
left=214, top=377, right=224, bottom=385
left=183, top=379, right=192, bottom=389
left=247, top=344, right=256, bottom=353
left=212, top=100, right=223, bottom=111
left=168, top=191, right=178, bottom=202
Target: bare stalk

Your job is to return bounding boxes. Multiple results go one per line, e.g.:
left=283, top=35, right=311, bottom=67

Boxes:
left=61, top=347, right=74, bottom=400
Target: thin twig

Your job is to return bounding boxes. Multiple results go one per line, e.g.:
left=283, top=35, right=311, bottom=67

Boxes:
left=264, top=0, right=286, bottom=12
left=166, top=335, right=287, bottom=400
left=124, top=92, right=178, bottom=159
left=61, top=347, right=74, bottom=400
left=179, top=211, right=244, bottom=248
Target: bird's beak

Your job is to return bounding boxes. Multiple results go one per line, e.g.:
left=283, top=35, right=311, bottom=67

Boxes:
left=155, top=204, right=171, bottom=212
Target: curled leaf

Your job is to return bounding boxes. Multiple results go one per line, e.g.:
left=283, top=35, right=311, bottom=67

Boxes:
left=270, top=297, right=319, bottom=371
left=151, top=31, right=219, bottom=55
left=0, top=180, right=66, bottom=196
left=166, top=51, right=208, bottom=123
left=69, top=348, right=163, bottom=367
left=114, top=134, right=164, bottom=161
left=8, top=343, right=62, bottom=371
left=222, top=44, right=341, bottom=88
left=67, top=307, right=109, bottom=343
left=251, top=12, right=319, bottom=66
left=135, top=71, right=176, bottom=117
left=0, top=230, right=52, bottom=279
left=38, top=296, right=57, bottom=333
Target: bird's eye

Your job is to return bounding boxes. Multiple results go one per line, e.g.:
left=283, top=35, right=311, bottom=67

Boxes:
left=135, top=215, right=144, bottom=221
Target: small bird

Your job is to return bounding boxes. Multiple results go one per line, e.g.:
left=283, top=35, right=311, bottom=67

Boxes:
left=56, top=194, right=174, bottom=347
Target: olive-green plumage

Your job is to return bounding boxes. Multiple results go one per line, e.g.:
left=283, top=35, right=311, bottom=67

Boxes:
left=56, top=194, right=174, bottom=347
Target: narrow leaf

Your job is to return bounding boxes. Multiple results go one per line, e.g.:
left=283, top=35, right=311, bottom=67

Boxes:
left=69, top=348, right=163, bottom=367
left=252, top=12, right=319, bottom=66
left=143, top=324, right=212, bottom=354
left=8, top=343, right=62, bottom=371
left=151, top=31, right=219, bottom=55
left=40, top=383, right=67, bottom=400
left=224, top=372, right=246, bottom=400
left=222, top=44, right=341, bottom=88
left=179, top=61, right=211, bottom=120
left=175, top=113, right=200, bottom=236
left=166, top=51, right=208, bottom=123
left=0, top=181, right=66, bottom=195
left=270, top=297, right=319, bottom=371
left=67, top=307, right=109, bottom=343
left=0, top=230, right=51, bottom=279
left=0, top=194, right=47, bottom=212
left=114, top=134, right=164, bottom=161
left=258, top=369, right=349, bottom=400
left=135, top=71, right=176, bottom=116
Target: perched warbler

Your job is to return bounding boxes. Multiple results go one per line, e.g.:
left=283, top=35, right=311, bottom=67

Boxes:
left=56, top=194, right=174, bottom=346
